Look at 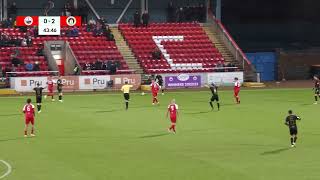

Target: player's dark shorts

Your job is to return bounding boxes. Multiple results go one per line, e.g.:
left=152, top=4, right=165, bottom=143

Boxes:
left=289, top=126, right=298, bottom=135
left=124, top=93, right=130, bottom=101
left=315, top=88, right=320, bottom=95
left=58, top=88, right=62, bottom=93
left=158, top=81, right=163, bottom=87
left=211, top=95, right=219, bottom=102
left=36, top=96, right=42, bottom=103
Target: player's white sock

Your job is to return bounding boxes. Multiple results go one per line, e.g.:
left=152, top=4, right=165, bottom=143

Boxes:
left=38, top=110, right=41, bottom=114
left=44, top=95, right=47, bottom=99
left=52, top=99, right=55, bottom=101
left=24, top=135, right=28, bottom=137
left=314, top=102, right=318, bottom=104
left=31, top=134, right=35, bottom=137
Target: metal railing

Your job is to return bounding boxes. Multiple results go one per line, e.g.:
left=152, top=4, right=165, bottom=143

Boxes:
left=147, top=67, right=240, bottom=72
left=6, top=71, right=59, bottom=76
left=208, top=13, right=257, bottom=81
left=82, top=69, right=136, bottom=74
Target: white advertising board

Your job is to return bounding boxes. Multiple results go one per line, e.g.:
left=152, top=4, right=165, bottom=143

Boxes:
left=11, top=77, right=48, bottom=92
left=78, top=75, right=111, bottom=90
left=207, top=72, right=244, bottom=86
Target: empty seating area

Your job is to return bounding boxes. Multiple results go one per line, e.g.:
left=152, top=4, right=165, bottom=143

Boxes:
left=119, top=22, right=225, bottom=74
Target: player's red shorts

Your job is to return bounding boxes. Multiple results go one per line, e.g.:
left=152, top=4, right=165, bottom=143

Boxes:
left=234, top=88, right=240, bottom=96
left=48, top=87, right=53, bottom=95
left=25, top=117, right=34, bottom=125
left=170, top=116, right=177, bottom=123
left=152, top=92, right=158, bottom=97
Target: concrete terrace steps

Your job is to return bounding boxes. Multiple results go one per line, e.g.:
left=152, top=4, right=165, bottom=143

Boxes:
left=201, top=25, right=237, bottom=64
left=110, top=27, right=144, bottom=74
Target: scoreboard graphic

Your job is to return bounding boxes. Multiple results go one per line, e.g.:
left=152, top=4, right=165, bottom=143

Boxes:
left=16, top=16, right=81, bottom=36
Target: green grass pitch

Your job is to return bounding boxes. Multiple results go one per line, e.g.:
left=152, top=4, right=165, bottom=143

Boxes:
left=0, top=89, right=319, bottom=180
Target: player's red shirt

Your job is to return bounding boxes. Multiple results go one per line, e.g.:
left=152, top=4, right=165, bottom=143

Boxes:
left=47, top=80, right=54, bottom=89
left=23, top=104, right=35, bottom=119
left=234, top=81, right=241, bottom=90
left=168, top=104, right=178, bottom=119
left=151, top=82, right=160, bottom=93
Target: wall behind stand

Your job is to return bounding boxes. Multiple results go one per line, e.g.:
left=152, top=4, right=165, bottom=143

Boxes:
left=246, top=52, right=277, bottom=81
left=277, top=48, right=320, bottom=80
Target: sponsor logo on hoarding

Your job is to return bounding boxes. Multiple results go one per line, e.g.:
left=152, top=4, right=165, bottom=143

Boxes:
left=21, top=80, right=27, bottom=86
left=79, top=76, right=110, bottom=90
left=111, top=74, right=141, bottom=90
left=177, top=74, right=190, bottom=81
left=20, top=79, right=45, bottom=87
left=165, top=75, right=201, bottom=88
left=51, top=76, right=79, bottom=91
left=84, top=78, right=90, bottom=85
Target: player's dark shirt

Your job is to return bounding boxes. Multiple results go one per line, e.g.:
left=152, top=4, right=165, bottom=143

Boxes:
left=57, top=79, right=63, bottom=90
left=155, top=75, right=163, bottom=84
left=315, top=80, right=320, bottom=89
left=33, top=87, right=44, bottom=97
left=285, top=115, right=301, bottom=128
left=210, top=86, right=218, bottom=96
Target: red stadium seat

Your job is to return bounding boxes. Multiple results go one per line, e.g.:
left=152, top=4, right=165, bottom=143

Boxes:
left=119, top=22, right=222, bottom=73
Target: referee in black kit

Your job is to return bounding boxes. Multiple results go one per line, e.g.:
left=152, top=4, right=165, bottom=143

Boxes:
left=121, top=81, right=133, bottom=110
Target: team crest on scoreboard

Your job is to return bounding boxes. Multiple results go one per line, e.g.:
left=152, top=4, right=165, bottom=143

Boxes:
left=66, top=16, right=77, bottom=26
left=24, top=16, right=33, bottom=26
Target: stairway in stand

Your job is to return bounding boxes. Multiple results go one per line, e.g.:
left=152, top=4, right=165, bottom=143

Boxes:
left=202, top=24, right=238, bottom=67
left=110, top=27, right=144, bottom=74
left=202, top=23, right=257, bottom=81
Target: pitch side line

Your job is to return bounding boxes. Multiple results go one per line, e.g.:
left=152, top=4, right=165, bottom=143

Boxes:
left=0, top=160, right=12, bottom=179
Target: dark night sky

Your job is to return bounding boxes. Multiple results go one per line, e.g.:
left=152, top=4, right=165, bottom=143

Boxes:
left=221, top=0, right=320, bottom=50
left=222, top=0, right=320, bottom=23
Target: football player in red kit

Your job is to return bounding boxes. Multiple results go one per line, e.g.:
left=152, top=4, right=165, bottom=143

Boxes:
left=22, top=98, right=36, bottom=137
left=150, top=79, right=160, bottom=105
left=234, top=77, right=241, bottom=104
left=45, top=76, right=55, bottom=101
left=167, top=99, right=179, bottom=134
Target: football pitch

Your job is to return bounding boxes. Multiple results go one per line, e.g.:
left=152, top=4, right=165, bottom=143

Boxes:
left=0, top=88, right=319, bottom=180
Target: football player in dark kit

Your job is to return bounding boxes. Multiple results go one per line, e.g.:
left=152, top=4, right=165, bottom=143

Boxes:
left=285, top=110, right=301, bottom=147
left=155, top=74, right=164, bottom=95
left=313, top=75, right=320, bottom=104
left=206, top=83, right=220, bottom=111
left=33, top=83, right=45, bottom=113
left=57, top=76, right=64, bottom=102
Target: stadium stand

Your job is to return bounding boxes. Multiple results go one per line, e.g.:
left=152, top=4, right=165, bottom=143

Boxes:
left=0, top=27, right=50, bottom=76
left=0, top=25, right=130, bottom=76
left=34, top=26, right=131, bottom=75
left=119, top=22, right=228, bottom=74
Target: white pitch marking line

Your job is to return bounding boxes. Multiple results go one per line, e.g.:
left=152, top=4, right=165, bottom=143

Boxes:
left=0, top=160, right=12, bottom=179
